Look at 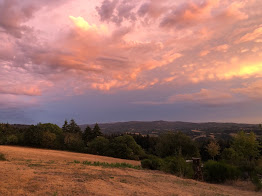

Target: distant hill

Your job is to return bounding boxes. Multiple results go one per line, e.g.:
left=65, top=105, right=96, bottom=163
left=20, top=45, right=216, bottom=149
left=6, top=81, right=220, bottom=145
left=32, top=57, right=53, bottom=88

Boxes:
left=80, top=121, right=260, bottom=135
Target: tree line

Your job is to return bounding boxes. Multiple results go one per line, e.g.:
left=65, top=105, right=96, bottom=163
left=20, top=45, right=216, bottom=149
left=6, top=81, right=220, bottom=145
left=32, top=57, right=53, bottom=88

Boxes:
left=0, top=120, right=262, bottom=190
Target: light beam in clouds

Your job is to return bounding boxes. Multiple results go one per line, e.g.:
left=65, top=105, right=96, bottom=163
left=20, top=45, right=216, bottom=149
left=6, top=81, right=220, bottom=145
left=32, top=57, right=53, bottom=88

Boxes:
left=0, top=0, right=262, bottom=124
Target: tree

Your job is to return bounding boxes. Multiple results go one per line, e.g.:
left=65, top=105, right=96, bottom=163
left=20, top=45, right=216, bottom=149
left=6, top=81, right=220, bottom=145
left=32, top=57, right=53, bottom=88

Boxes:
left=156, top=132, right=199, bottom=159
left=62, top=120, right=69, bottom=132
left=206, top=141, right=220, bottom=160
left=64, top=133, right=85, bottom=152
left=231, top=131, right=260, bottom=168
left=41, top=131, right=56, bottom=148
left=67, top=119, right=81, bottom=133
left=93, top=123, right=102, bottom=138
left=83, top=126, right=92, bottom=144
left=88, top=136, right=109, bottom=155
left=107, top=135, right=144, bottom=160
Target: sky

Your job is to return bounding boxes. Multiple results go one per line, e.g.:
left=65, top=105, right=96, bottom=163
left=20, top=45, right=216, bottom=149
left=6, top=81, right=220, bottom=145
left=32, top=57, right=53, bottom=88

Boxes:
left=0, top=0, right=262, bottom=125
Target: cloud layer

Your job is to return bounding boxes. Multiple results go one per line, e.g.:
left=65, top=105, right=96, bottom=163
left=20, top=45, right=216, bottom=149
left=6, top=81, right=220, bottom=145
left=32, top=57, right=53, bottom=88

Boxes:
left=0, top=0, right=262, bottom=123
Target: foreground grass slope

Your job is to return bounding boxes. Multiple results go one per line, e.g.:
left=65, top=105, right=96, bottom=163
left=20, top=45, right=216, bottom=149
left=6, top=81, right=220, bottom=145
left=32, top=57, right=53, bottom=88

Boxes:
left=0, top=146, right=260, bottom=196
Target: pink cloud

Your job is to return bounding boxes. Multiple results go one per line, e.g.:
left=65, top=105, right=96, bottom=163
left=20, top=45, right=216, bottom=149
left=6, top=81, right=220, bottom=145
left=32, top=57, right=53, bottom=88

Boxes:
left=237, top=26, right=262, bottom=43
left=168, top=89, right=234, bottom=105
left=232, top=80, right=262, bottom=99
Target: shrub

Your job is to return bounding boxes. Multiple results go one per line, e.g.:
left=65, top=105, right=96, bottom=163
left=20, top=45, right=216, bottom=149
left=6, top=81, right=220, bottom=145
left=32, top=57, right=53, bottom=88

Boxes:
left=6, top=134, right=18, bottom=145
left=88, top=136, right=109, bottom=155
left=107, top=135, right=144, bottom=160
left=251, top=171, right=262, bottom=192
left=156, top=132, right=199, bottom=159
left=203, top=160, right=240, bottom=183
left=162, top=156, right=194, bottom=178
left=141, top=156, right=164, bottom=170
left=82, top=160, right=141, bottom=169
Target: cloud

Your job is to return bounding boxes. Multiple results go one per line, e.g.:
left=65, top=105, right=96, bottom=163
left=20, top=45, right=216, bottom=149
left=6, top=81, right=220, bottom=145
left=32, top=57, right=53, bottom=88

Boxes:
left=138, top=0, right=167, bottom=19
left=159, top=0, right=247, bottom=29
left=232, top=80, right=262, bottom=99
left=0, top=85, right=41, bottom=96
left=0, top=0, right=35, bottom=37
left=0, top=0, right=261, bottom=103
left=237, top=26, right=262, bottom=43
left=168, top=89, right=234, bottom=105
left=16, top=16, right=182, bottom=91
left=0, top=0, right=69, bottom=37
left=96, top=0, right=119, bottom=22
left=160, top=0, right=217, bottom=29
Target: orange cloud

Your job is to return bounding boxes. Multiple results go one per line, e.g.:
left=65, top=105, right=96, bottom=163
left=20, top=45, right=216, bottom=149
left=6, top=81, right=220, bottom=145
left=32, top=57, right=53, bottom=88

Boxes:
left=232, top=80, right=262, bottom=99
left=237, top=26, right=262, bottom=43
left=168, top=89, right=233, bottom=105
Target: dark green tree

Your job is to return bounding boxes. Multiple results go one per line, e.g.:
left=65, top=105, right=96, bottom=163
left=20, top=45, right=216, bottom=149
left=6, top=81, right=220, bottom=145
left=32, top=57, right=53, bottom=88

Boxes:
left=93, top=123, right=102, bottom=138
left=156, top=132, right=199, bottom=159
left=83, top=126, right=92, bottom=144
left=88, top=136, right=109, bottom=155
left=62, top=120, right=69, bottom=132
left=107, top=135, right=144, bottom=160
left=67, top=119, right=81, bottom=133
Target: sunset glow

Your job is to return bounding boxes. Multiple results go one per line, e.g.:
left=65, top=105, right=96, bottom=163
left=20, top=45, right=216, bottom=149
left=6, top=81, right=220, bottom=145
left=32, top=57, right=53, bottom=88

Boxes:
left=0, top=0, right=262, bottom=124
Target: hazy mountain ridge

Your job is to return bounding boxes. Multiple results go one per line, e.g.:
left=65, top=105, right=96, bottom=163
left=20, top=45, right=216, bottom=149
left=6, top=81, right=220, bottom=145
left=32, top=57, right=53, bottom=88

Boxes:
left=80, top=121, right=260, bottom=135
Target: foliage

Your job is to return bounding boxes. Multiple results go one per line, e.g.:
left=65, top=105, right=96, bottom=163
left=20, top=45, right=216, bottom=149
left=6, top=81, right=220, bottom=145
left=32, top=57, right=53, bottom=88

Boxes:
left=206, top=141, right=220, bottom=160
left=83, top=124, right=102, bottom=144
left=6, top=134, right=18, bottom=144
left=82, top=126, right=92, bottom=143
left=62, top=120, right=69, bottom=132
left=203, top=160, right=240, bottom=183
left=107, top=135, right=144, bottom=160
left=82, top=160, right=141, bottom=169
left=221, top=131, right=261, bottom=171
left=156, top=132, right=199, bottom=159
left=41, top=131, right=57, bottom=148
left=231, top=131, right=260, bottom=168
left=62, top=119, right=81, bottom=133
left=250, top=171, right=262, bottom=191
left=64, top=133, right=85, bottom=152
left=93, top=123, right=102, bottom=138
left=162, top=156, right=194, bottom=178
left=88, top=136, right=109, bottom=155
left=141, top=155, right=164, bottom=170
left=24, top=125, right=43, bottom=147
left=221, top=148, right=239, bottom=165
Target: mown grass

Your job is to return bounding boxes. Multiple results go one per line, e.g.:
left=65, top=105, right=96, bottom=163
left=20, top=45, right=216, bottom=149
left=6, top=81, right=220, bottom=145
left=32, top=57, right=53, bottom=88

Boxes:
left=0, top=153, right=6, bottom=161
left=78, top=160, right=141, bottom=169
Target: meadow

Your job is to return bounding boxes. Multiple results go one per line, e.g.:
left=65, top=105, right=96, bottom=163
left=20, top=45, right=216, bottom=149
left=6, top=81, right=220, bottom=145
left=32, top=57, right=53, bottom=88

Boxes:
left=0, top=145, right=260, bottom=196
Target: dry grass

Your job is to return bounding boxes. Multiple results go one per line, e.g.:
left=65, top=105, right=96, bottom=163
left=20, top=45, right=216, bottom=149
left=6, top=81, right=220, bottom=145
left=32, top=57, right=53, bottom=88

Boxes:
left=0, top=145, right=260, bottom=196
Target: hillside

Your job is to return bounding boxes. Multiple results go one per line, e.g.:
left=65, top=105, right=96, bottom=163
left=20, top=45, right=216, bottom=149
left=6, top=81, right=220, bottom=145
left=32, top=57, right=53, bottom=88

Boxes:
left=80, top=121, right=260, bottom=135
left=0, top=146, right=260, bottom=196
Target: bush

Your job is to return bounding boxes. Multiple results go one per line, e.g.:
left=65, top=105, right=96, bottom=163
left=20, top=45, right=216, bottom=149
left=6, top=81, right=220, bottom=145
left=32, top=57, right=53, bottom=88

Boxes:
left=107, top=135, right=144, bottom=160
left=156, top=132, right=199, bottom=159
left=203, top=160, right=240, bottom=183
left=141, top=156, right=163, bottom=170
left=6, top=134, right=18, bottom=145
left=251, top=171, right=262, bottom=191
left=88, top=136, right=109, bottom=155
left=162, top=156, right=194, bottom=178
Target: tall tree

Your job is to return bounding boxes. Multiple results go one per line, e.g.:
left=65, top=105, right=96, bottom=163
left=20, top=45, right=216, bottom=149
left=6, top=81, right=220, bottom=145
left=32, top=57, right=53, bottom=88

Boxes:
left=83, top=126, right=93, bottom=143
left=206, top=141, right=220, bottom=160
left=93, top=123, right=102, bottom=138
left=156, top=132, right=199, bottom=159
left=67, top=119, right=81, bottom=133
left=62, top=120, right=69, bottom=132
left=231, top=131, right=260, bottom=166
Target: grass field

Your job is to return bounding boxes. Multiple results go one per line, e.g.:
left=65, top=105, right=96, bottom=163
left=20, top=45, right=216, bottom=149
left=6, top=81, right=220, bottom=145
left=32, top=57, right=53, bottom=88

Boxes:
left=0, top=146, right=260, bottom=196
